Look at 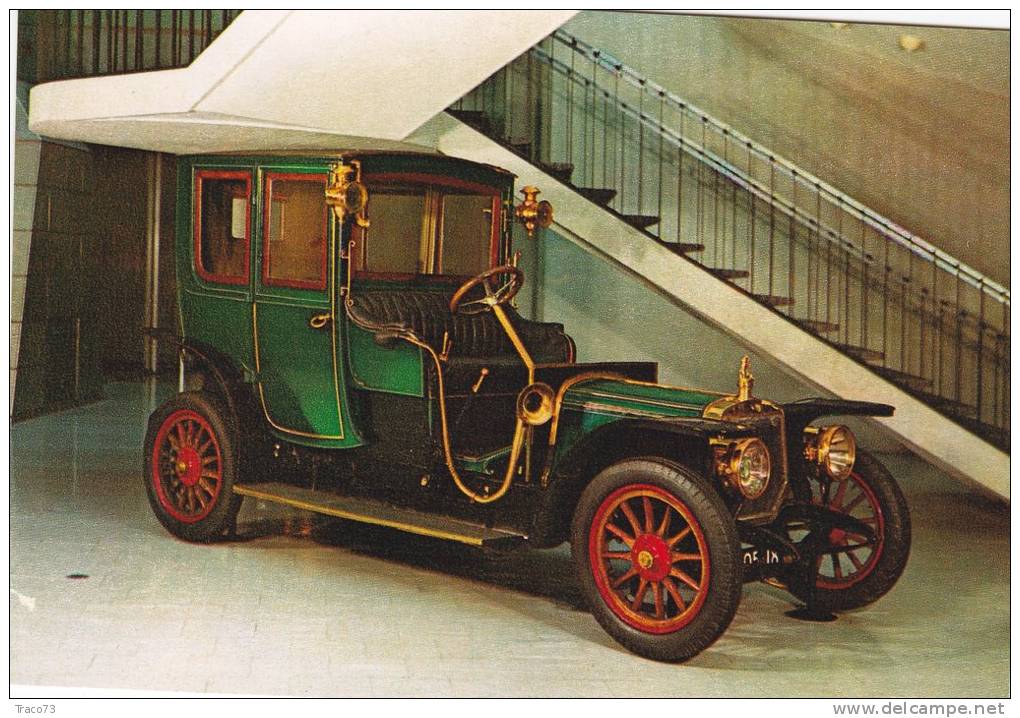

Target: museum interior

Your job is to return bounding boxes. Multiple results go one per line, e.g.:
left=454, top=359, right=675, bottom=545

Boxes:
left=10, top=10, right=1009, bottom=697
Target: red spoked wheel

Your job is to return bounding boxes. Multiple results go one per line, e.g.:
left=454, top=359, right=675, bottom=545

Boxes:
left=812, top=472, right=885, bottom=590
left=151, top=409, right=224, bottom=524
left=143, top=392, right=242, bottom=542
left=788, top=450, right=911, bottom=611
left=589, top=484, right=710, bottom=633
left=572, top=459, right=742, bottom=663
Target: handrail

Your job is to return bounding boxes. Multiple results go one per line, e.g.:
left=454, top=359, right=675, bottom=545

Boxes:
left=551, top=29, right=1010, bottom=305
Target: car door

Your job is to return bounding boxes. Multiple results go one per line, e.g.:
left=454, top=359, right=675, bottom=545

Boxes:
left=251, top=165, right=360, bottom=447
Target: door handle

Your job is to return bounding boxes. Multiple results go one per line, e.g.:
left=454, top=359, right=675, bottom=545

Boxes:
left=308, top=313, right=332, bottom=330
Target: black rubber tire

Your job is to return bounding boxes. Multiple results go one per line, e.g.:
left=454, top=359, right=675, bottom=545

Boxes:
left=789, top=451, right=911, bottom=611
left=143, top=391, right=244, bottom=542
left=570, top=458, right=742, bottom=663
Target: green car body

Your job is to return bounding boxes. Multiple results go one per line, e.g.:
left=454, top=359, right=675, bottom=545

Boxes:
left=146, top=149, right=911, bottom=662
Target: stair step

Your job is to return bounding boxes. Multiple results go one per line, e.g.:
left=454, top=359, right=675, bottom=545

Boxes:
left=576, top=187, right=617, bottom=206
left=654, top=240, right=705, bottom=255
left=871, top=366, right=934, bottom=392
left=796, top=319, right=841, bottom=334
left=709, top=268, right=750, bottom=280
left=622, top=214, right=661, bottom=230
left=448, top=109, right=491, bottom=132
left=509, top=141, right=532, bottom=158
left=538, top=162, right=574, bottom=183
left=835, top=344, right=886, bottom=362
left=753, top=294, right=795, bottom=308
left=234, top=482, right=526, bottom=549
left=912, top=392, right=978, bottom=419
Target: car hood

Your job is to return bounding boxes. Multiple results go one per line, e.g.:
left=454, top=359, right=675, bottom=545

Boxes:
left=560, top=378, right=723, bottom=420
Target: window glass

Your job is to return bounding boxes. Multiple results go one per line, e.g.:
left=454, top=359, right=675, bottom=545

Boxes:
left=357, top=189, right=427, bottom=275
left=263, top=175, right=328, bottom=290
left=441, top=193, right=494, bottom=277
left=196, top=173, right=249, bottom=283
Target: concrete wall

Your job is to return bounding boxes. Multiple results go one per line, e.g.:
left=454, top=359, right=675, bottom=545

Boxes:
left=562, top=12, right=1010, bottom=287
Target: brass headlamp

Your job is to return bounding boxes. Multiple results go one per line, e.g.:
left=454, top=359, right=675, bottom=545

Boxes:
left=715, top=437, right=771, bottom=500
left=803, top=425, right=856, bottom=480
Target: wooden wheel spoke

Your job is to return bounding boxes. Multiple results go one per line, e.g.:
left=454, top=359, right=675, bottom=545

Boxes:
left=841, top=491, right=868, bottom=514
left=612, top=566, right=639, bottom=589
left=847, top=550, right=865, bottom=571
left=671, top=552, right=702, bottom=563
left=201, top=455, right=219, bottom=467
left=830, top=479, right=849, bottom=510
left=666, top=526, right=691, bottom=548
left=197, top=477, right=217, bottom=495
left=198, top=437, right=214, bottom=455
left=166, top=433, right=180, bottom=452
left=655, top=506, right=671, bottom=537
left=605, top=522, right=635, bottom=547
left=652, top=583, right=664, bottom=619
left=669, top=567, right=701, bottom=592
left=601, top=551, right=632, bottom=561
left=619, top=501, right=643, bottom=537
left=663, top=577, right=686, bottom=612
left=642, top=496, right=654, bottom=533
left=830, top=553, right=843, bottom=579
left=630, top=579, right=649, bottom=612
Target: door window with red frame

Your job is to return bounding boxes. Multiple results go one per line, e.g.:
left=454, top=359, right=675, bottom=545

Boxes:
left=195, top=171, right=250, bottom=285
left=263, top=174, right=328, bottom=291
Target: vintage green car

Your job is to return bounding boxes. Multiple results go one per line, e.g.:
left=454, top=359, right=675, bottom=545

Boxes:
left=143, top=150, right=910, bottom=662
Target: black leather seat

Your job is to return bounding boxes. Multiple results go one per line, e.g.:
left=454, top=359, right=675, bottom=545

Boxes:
left=348, top=287, right=575, bottom=379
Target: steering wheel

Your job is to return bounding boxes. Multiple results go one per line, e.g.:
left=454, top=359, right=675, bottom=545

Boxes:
left=449, top=265, right=525, bottom=315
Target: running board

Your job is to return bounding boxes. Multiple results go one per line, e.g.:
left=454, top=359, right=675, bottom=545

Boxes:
left=233, top=483, right=527, bottom=549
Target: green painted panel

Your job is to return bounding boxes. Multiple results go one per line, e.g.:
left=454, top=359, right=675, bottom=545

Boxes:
left=563, top=378, right=720, bottom=418
left=346, top=324, right=424, bottom=397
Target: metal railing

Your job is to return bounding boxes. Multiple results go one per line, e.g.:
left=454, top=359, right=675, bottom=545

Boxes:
left=24, top=9, right=242, bottom=84
left=451, top=29, right=1010, bottom=449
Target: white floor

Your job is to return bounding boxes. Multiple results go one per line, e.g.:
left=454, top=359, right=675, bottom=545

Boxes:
left=9, top=382, right=1010, bottom=697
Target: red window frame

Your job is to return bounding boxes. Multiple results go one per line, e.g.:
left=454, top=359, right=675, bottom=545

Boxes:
left=261, top=172, right=329, bottom=292
left=353, top=173, right=501, bottom=282
left=193, top=169, right=251, bottom=286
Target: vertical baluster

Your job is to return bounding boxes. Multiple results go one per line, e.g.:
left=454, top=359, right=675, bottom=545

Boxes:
left=768, top=163, right=775, bottom=299
left=77, top=10, right=85, bottom=76
left=787, top=212, right=795, bottom=319
left=92, top=10, right=101, bottom=75
left=188, top=10, right=195, bottom=64
left=637, top=83, right=645, bottom=217
left=121, top=9, right=128, bottom=71
left=749, top=162, right=756, bottom=295
left=976, top=282, right=985, bottom=425
left=205, top=9, right=213, bottom=48
left=919, top=287, right=928, bottom=384
left=154, top=9, right=163, bottom=70
left=135, top=10, right=143, bottom=71
left=954, top=271, right=963, bottom=404
left=880, top=237, right=889, bottom=365
left=170, top=10, right=178, bottom=67
left=657, top=93, right=664, bottom=238
left=108, top=10, right=116, bottom=73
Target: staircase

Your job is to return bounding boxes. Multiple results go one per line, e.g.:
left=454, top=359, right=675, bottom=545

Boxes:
left=448, top=29, right=1010, bottom=455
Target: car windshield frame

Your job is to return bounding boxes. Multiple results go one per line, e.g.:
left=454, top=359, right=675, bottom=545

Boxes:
left=351, top=172, right=502, bottom=283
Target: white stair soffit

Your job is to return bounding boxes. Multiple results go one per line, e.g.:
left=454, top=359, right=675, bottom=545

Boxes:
left=28, top=10, right=576, bottom=154
left=410, top=113, right=1010, bottom=501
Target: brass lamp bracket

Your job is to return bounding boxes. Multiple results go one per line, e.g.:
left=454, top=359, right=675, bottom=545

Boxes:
left=326, top=159, right=370, bottom=228
left=514, top=186, right=553, bottom=238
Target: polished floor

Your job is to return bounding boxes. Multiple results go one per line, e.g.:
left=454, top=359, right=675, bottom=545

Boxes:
left=9, top=381, right=1010, bottom=697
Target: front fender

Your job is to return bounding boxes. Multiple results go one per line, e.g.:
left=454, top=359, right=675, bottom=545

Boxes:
left=530, top=416, right=755, bottom=547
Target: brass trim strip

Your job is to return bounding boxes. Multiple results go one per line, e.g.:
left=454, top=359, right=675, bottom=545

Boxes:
left=561, top=400, right=694, bottom=421
left=404, top=333, right=527, bottom=504
left=232, top=485, right=489, bottom=546
left=577, top=389, right=706, bottom=412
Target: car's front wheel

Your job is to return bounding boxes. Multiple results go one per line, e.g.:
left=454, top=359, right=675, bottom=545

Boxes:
left=143, top=391, right=243, bottom=542
left=571, top=458, right=742, bottom=662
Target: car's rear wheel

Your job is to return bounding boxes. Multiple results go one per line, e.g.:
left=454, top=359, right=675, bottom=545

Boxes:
left=143, top=391, right=243, bottom=542
left=571, top=459, right=742, bottom=662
